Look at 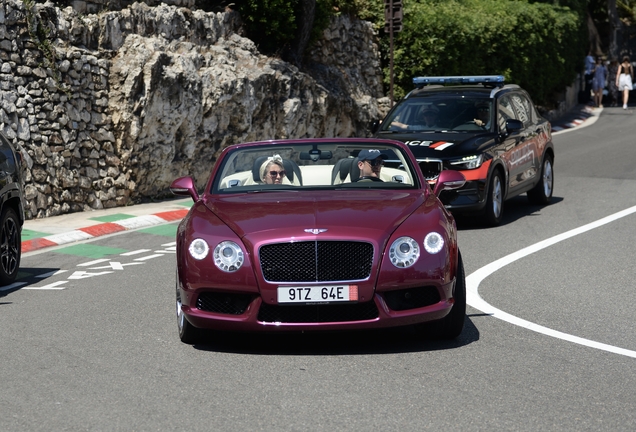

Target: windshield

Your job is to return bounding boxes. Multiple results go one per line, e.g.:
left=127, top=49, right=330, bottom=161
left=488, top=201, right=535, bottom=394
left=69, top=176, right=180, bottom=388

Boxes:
left=379, top=97, right=493, bottom=132
left=212, top=141, right=420, bottom=193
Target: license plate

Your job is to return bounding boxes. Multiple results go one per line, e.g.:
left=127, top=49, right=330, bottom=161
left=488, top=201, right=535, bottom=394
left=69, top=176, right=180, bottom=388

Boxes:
left=277, top=285, right=358, bottom=304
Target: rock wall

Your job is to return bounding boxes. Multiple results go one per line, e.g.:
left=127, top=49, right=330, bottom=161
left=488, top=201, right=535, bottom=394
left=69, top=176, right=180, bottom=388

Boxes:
left=0, top=0, right=387, bottom=219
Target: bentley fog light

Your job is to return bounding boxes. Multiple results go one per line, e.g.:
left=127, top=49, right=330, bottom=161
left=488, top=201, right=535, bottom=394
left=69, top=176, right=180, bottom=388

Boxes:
left=188, top=238, right=209, bottom=260
left=424, top=232, right=444, bottom=254
left=214, top=241, right=244, bottom=272
left=389, top=236, right=420, bottom=268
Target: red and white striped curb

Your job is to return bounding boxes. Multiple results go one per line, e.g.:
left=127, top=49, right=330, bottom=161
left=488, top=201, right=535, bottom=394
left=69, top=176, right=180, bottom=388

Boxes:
left=22, top=209, right=189, bottom=253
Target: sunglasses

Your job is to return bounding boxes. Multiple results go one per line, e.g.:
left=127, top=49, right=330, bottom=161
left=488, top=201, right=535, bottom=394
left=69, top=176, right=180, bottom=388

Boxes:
left=365, top=159, right=385, bottom=167
left=269, top=170, right=286, bottom=177
left=478, top=107, right=489, bottom=112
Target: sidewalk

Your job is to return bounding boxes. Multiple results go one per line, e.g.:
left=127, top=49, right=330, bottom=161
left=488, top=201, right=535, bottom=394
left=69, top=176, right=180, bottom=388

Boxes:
left=21, top=198, right=193, bottom=254
left=20, top=104, right=601, bottom=254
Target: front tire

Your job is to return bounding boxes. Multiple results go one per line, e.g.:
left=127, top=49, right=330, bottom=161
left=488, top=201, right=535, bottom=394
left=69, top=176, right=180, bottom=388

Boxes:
left=0, top=207, right=21, bottom=286
left=413, top=251, right=466, bottom=339
left=483, top=170, right=504, bottom=226
left=527, top=155, right=554, bottom=205
left=176, top=272, right=201, bottom=344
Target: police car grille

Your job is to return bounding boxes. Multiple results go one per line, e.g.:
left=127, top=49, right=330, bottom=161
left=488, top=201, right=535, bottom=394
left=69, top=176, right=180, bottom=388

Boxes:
left=260, top=241, right=374, bottom=282
left=418, top=159, right=443, bottom=181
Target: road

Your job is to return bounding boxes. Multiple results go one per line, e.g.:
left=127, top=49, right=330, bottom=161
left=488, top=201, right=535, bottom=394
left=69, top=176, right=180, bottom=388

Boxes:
left=2, top=107, right=635, bottom=430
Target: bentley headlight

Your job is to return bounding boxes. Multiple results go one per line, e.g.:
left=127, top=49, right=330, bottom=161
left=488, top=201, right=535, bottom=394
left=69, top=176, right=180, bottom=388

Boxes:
left=214, top=241, right=244, bottom=272
left=424, top=232, right=444, bottom=254
left=449, top=154, right=483, bottom=170
left=188, top=238, right=209, bottom=260
left=389, top=236, right=420, bottom=268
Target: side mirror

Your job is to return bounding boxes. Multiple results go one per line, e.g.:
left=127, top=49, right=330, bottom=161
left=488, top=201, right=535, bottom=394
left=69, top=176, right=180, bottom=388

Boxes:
left=170, top=176, right=199, bottom=202
left=432, top=170, right=466, bottom=197
left=370, top=120, right=381, bottom=134
left=505, top=119, right=523, bottom=135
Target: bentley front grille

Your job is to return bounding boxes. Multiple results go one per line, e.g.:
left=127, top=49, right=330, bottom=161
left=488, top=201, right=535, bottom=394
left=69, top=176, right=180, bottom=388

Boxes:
left=259, top=241, right=374, bottom=282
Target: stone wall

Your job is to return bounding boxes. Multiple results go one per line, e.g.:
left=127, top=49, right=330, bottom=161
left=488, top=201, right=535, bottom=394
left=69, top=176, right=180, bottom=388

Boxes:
left=0, top=0, right=387, bottom=219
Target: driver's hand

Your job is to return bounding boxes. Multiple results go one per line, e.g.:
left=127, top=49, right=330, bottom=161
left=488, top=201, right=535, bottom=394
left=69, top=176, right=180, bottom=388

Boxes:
left=474, top=119, right=484, bottom=127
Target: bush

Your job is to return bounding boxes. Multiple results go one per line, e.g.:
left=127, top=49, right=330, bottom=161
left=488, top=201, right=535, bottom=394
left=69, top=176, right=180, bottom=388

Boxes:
left=379, top=0, right=586, bottom=106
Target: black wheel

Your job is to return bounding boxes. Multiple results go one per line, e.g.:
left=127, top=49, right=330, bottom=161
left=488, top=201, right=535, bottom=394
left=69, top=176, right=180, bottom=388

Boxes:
left=483, top=170, right=504, bottom=226
left=0, top=207, right=21, bottom=286
left=413, top=251, right=466, bottom=339
left=527, top=155, right=554, bottom=205
left=176, top=272, right=201, bottom=344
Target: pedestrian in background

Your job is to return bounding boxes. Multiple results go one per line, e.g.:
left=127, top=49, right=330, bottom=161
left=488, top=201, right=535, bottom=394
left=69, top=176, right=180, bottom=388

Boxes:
left=607, top=58, right=619, bottom=107
left=584, top=50, right=595, bottom=103
left=616, top=55, right=633, bottom=109
left=592, top=56, right=607, bottom=108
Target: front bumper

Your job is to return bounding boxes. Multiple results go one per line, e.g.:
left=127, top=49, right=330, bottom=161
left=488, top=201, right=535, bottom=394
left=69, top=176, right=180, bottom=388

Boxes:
left=179, top=281, right=456, bottom=332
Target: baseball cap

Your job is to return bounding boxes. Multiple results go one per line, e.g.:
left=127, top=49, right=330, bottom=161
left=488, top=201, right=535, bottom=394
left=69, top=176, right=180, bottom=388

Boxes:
left=358, top=149, right=389, bottom=162
left=421, top=105, right=439, bottom=114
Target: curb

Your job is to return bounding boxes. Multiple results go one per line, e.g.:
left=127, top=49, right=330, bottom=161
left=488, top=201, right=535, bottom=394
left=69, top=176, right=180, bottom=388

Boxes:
left=21, top=209, right=189, bottom=253
left=551, top=105, right=599, bottom=133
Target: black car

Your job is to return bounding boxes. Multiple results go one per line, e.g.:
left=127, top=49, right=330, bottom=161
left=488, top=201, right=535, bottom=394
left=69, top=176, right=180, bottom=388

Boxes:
left=0, top=132, right=24, bottom=285
left=372, top=75, right=554, bottom=226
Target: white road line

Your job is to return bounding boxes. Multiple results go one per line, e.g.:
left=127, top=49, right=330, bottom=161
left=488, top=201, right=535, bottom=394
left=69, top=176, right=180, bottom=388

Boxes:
left=78, top=258, right=110, bottom=267
left=134, top=254, right=164, bottom=261
left=120, top=249, right=152, bottom=256
left=161, top=242, right=176, bottom=247
left=1, top=282, right=27, bottom=291
left=35, top=270, right=68, bottom=278
left=23, top=281, right=67, bottom=290
left=467, top=204, right=636, bottom=358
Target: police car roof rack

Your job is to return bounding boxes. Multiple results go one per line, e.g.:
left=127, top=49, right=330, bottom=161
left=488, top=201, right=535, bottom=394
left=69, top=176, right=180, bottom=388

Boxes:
left=413, top=75, right=505, bottom=89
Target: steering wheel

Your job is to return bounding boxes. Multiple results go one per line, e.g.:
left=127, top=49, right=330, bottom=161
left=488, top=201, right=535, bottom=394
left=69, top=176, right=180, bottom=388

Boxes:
left=356, top=176, right=383, bottom=182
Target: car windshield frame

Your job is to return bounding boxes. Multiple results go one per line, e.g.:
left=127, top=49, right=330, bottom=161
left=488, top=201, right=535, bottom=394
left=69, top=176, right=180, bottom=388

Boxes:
left=210, top=141, right=423, bottom=194
left=379, top=95, right=494, bottom=133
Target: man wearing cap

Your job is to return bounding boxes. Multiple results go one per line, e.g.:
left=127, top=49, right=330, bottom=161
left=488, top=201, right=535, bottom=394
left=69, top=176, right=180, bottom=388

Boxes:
left=356, top=149, right=388, bottom=182
left=474, top=102, right=492, bottom=129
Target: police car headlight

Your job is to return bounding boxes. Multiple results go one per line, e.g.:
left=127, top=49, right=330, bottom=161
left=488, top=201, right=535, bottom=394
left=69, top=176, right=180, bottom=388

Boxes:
left=389, top=236, right=420, bottom=268
left=450, top=154, right=483, bottom=170
left=214, top=241, right=244, bottom=272
left=424, top=232, right=444, bottom=254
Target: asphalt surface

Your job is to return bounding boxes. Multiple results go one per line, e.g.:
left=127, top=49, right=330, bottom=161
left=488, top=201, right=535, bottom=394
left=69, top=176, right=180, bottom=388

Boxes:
left=5, top=102, right=633, bottom=431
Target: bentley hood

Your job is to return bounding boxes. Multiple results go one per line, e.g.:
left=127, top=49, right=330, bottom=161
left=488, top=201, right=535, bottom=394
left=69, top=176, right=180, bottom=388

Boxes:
left=206, top=190, right=427, bottom=246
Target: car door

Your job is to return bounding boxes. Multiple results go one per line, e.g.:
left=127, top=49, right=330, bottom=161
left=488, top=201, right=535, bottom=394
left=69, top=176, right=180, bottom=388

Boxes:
left=498, top=92, right=538, bottom=193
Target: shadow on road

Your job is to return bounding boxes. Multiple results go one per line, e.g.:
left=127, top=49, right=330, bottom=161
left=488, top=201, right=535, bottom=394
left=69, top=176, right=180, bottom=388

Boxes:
left=191, top=316, right=480, bottom=355
left=455, top=195, right=564, bottom=231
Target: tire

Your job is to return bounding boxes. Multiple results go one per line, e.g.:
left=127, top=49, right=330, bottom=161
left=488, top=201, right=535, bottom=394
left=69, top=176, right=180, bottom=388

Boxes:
left=0, top=207, right=21, bottom=286
left=176, top=272, right=201, bottom=344
left=527, top=155, right=554, bottom=205
left=413, top=251, right=466, bottom=340
left=483, top=170, right=504, bottom=226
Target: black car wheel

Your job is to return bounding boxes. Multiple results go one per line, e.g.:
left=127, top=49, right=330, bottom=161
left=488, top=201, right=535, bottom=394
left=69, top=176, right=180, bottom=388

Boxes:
left=176, top=272, right=201, bottom=344
left=527, top=155, right=554, bottom=205
left=413, top=251, right=466, bottom=339
left=0, top=207, right=21, bottom=285
left=484, top=169, right=504, bottom=226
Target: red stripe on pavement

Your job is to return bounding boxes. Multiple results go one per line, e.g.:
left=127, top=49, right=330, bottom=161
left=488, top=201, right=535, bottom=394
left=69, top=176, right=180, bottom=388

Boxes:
left=154, top=209, right=189, bottom=221
left=22, top=238, right=58, bottom=253
left=80, top=223, right=127, bottom=237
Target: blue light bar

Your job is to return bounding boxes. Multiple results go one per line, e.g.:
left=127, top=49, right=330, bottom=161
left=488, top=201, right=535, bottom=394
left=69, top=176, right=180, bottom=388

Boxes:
left=413, top=75, right=505, bottom=88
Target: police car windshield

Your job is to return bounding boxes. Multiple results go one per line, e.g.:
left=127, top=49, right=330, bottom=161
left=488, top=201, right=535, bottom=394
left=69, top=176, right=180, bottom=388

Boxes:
left=380, top=97, right=493, bottom=133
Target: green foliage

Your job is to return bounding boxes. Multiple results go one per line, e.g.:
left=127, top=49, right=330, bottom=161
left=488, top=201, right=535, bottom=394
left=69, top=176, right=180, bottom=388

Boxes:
left=379, top=0, right=586, bottom=106
left=236, top=0, right=299, bottom=55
